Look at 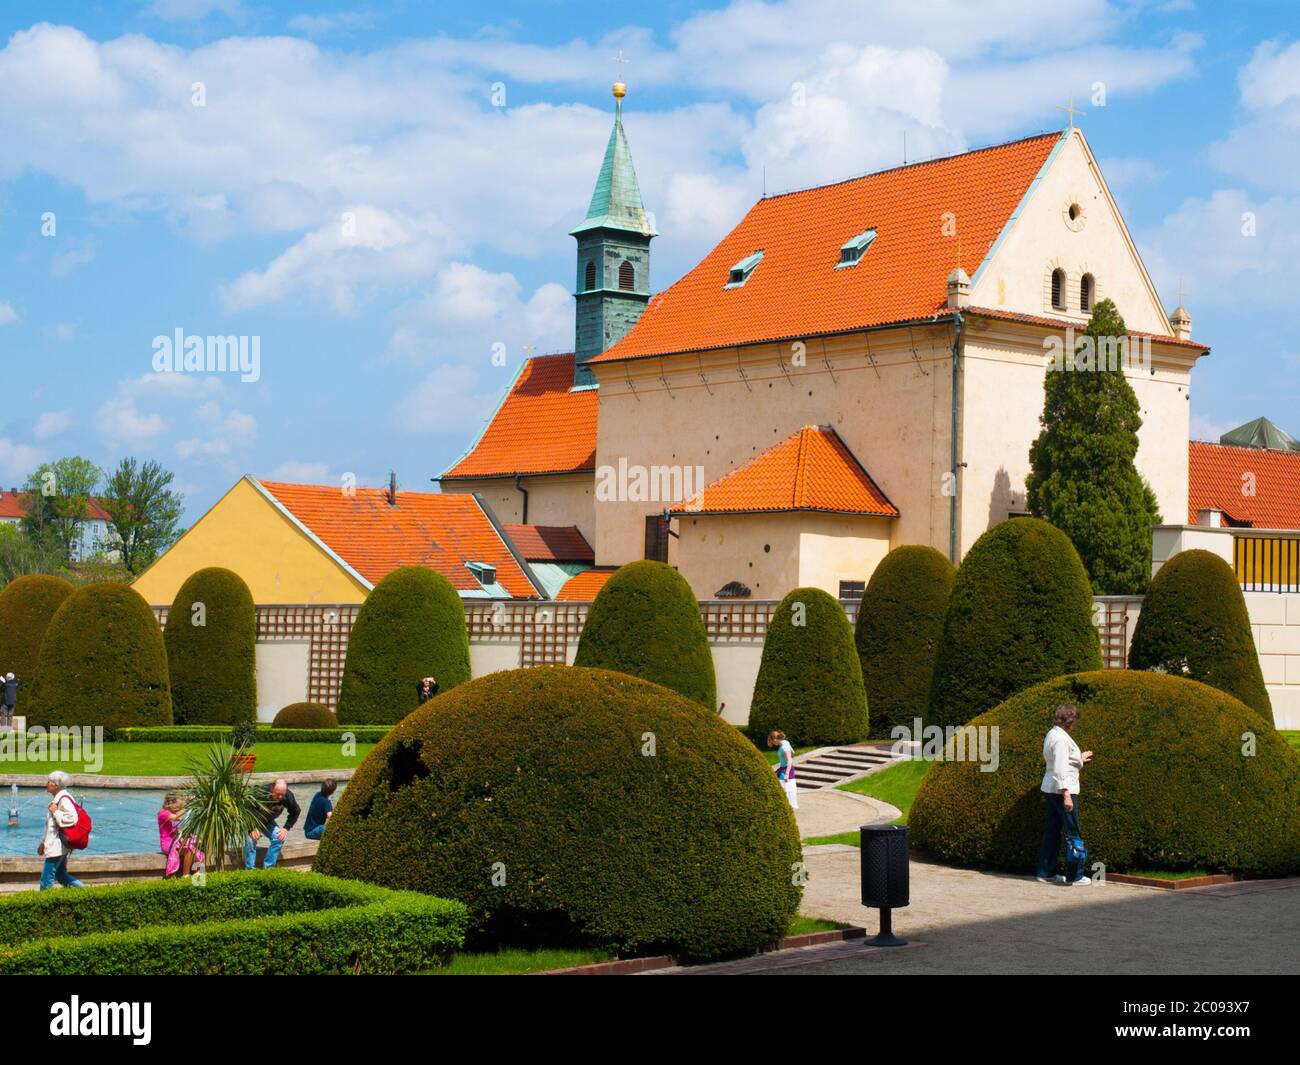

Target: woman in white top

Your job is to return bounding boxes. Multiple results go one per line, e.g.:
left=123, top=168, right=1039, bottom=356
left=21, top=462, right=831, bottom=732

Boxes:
left=38, top=770, right=85, bottom=891
left=1036, top=703, right=1094, bottom=886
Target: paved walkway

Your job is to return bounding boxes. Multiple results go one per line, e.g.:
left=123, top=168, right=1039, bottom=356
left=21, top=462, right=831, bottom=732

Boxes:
left=792, top=788, right=899, bottom=838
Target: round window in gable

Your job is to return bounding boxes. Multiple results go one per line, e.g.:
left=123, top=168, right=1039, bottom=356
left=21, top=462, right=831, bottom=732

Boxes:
left=1063, top=199, right=1086, bottom=232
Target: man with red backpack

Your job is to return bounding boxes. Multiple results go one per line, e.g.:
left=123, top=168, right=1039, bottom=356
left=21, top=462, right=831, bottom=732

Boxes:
left=38, top=770, right=86, bottom=890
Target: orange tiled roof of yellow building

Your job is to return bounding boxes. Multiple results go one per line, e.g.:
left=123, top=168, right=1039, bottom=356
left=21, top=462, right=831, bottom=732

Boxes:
left=670, top=425, right=897, bottom=517
left=555, top=566, right=617, bottom=601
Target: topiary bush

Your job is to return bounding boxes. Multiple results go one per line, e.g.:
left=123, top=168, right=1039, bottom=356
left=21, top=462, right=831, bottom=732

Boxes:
left=26, top=582, right=172, bottom=730
left=0, top=574, right=74, bottom=686
left=315, top=666, right=801, bottom=961
left=910, top=670, right=1300, bottom=876
left=746, top=587, right=868, bottom=746
left=573, top=560, right=716, bottom=708
left=928, top=518, right=1101, bottom=728
left=1128, top=549, right=1272, bottom=725
left=856, top=546, right=955, bottom=738
left=163, top=567, right=257, bottom=725
left=272, top=702, right=338, bottom=728
left=336, top=567, right=471, bottom=725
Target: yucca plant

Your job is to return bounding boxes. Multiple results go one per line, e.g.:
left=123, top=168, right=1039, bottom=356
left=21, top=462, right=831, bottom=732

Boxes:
left=178, top=741, right=267, bottom=871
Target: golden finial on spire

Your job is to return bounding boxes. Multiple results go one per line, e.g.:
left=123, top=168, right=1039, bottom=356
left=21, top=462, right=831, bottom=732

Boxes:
left=612, top=49, right=629, bottom=114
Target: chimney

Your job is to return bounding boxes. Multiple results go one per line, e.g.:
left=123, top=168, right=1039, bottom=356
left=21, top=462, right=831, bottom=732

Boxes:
left=1169, top=305, right=1192, bottom=341
left=387, top=471, right=397, bottom=506
left=946, top=267, right=971, bottom=310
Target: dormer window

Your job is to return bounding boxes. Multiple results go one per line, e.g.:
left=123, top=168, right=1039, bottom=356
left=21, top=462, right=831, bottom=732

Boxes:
left=836, top=228, right=877, bottom=268
left=466, top=561, right=497, bottom=587
left=725, top=250, right=764, bottom=289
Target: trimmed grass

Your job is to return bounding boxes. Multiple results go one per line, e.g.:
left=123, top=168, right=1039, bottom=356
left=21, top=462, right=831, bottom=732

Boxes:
left=1282, top=730, right=1299, bottom=755
left=1, top=741, right=375, bottom=777
left=1119, top=868, right=1215, bottom=881
left=803, top=831, right=862, bottom=847
left=427, top=947, right=613, bottom=975
left=836, top=757, right=930, bottom=824
left=786, top=917, right=848, bottom=935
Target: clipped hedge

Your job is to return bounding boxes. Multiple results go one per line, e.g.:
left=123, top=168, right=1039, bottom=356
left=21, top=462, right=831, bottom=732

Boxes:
left=115, top=724, right=389, bottom=743
left=272, top=701, right=338, bottom=728
left=0, top=869, right=467, bottom=975
left=164, top=567, right=257, bottom=725
left=316, top=666, right=801, bottom=961
left=747, top=587, right=869, bottom=746
left=1128, top=549, right=1272, bottom=725
left=26, top=583, right=172, bottom=730
left=574, top=561, right=716, bottom=708
left=856, top=546, right=955, bottom=738
left=336, top=567, right=471, bottom=725
left=910, top=670, right=1300, bottom=876
left=0, top=574, right=74, bottom=685
left=928, top=518, right=1101, bottom=728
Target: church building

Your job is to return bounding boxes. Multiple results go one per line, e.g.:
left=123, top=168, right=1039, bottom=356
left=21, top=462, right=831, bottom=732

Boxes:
left=441, top=84, right=1209, bottom=602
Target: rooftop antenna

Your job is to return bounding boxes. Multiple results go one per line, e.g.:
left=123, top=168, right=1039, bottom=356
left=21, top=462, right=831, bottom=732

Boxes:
left=903, top=130, right=907, bottom=164
left=762, top=165, right=766, bottom=198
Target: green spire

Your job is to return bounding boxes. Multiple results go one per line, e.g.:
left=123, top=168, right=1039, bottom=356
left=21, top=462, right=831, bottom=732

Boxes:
left=570, top=112, right=655, bottom=237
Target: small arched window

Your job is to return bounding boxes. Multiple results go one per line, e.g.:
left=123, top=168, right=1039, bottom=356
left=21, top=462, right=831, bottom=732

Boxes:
left=1080, top=273, right=1094, bottom=313
left=1050, top=268, right=1066, bottom=311
left=584, top=261, right=596, bottom=291
left=618, top=260, right=635, bottom=291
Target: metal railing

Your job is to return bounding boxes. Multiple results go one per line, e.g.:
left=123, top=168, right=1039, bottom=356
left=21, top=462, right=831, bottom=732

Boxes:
left=1232, top=532, right=1300, bottom=593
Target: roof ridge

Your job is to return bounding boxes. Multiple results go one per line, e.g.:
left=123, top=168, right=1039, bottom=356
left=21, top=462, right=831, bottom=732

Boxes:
left=791, top=426, right=814, bottom=508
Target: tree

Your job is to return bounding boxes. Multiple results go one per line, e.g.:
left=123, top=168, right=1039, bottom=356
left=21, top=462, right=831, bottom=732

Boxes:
left=101, top=458, right=184, bottom=574
left=20, top=457, right=103, bottom=562
left=1026, top=298, right=1160, bottom=594
left=0, top=524, right=66, bottom=584
left=164, top=567, right=257, bottom=725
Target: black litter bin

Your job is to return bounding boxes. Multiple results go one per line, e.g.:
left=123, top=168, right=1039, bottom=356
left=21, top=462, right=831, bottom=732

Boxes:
left=860, top=824, right=909, bottom=946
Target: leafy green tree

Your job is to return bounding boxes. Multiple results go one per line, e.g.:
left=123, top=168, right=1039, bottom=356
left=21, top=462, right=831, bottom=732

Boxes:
left=20, top=457, right=103, bottom=562
left=0, top=524, right=66, bottom=584
left=1026, top=299, right=1160, bottom=594
left=102, top=458, right=185, bottom=574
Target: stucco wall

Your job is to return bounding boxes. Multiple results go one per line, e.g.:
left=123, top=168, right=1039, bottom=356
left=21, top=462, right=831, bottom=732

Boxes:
left=441, top=474, right=596, bottom=544
left=798, top=513, right=892, bottom=593
left=674, top=512, right=802, bottom=599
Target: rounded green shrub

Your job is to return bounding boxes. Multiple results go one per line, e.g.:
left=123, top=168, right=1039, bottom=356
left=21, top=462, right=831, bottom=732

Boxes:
left=336, top=567, right=471, bottom=725
left=856, top=546, right=955, bottom=738
left=910, top=670, right=1300, bottom=876
left=573, top=560, right=716, bottom=708
left=315, top=666, right=801, bottom=960
left=0, top=574, right=75, bottom=685
left=27, top=582, right=172, bottom=730
left=272, top=701, right=338, bottom=728
left=747, top=587, right=868, bottom=746
left=1128, top=549, right=1272, bottom=725
left=163, top=567, right=256, bottom=726
left=928, top=518, right=1101, bottom=728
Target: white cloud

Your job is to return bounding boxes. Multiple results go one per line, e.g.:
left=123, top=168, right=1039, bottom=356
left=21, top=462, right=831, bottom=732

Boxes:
left=146, top=0, right=242, bottom=21
left=95, top=397, right=166, bottom=446
left=1209, top=39, right=1300, bottom=192
left=266, top=459, right=330, bottom=482
left=1190, top=413, right=1236, bottom=442
left=401, top=363, right=502, bottom=435
left=177, top=404, right=256, bottom=459
left=32, top=411, right=72, bottom=440
left=288, top=12, right=378, bottom=37
left=0, top=439, right=43, bottom=483
left=0, top=302, right=19, bottom=325
left=50, top=238, right=96, bottom=277
left=44, top=322, right=78, bottom=342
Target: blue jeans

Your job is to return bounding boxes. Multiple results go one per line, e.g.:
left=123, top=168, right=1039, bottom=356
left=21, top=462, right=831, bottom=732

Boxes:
left=244, top=827, right=287, bottom=869
left=1037, top=793, right=1084, bottom=881
left=40, top=854, right=84, bottom=890
left=304, top=824, right=324, bottom=841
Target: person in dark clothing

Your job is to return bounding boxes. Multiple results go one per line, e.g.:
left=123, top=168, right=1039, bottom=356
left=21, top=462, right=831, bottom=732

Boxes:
left=243, top=778, right=300, bottom=870
left=416, top=676, right=439, bottom=704
left=303, top=779, right=336, bottom=841
left=2, top=673, right=16, bottom=725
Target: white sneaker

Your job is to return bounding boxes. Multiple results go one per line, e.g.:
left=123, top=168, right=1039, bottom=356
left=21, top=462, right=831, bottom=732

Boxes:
left=1067, top=876, right=1091, bottom=886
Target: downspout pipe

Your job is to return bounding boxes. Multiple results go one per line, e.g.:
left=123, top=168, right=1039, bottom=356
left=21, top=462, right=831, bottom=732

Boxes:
left=513, top=474, right=529, bottom=524
left=949, top=313, right=964, bottom=564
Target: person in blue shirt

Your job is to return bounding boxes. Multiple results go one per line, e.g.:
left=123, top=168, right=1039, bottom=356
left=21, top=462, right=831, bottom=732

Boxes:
left=303, top=779, right=337, bottom=841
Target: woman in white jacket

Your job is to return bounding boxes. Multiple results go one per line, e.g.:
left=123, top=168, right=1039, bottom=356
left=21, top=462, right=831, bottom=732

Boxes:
left=38, top=770, right=85, bottom=891
left=1035, top=703, right=1093, bottom=886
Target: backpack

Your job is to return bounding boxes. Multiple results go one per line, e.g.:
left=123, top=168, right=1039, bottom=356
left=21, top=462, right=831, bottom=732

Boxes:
left=59, top=795, right=93, bottom=850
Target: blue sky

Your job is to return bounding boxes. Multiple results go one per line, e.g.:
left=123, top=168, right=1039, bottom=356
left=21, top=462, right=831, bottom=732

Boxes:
left=0, top=0, right=1296, bottom=523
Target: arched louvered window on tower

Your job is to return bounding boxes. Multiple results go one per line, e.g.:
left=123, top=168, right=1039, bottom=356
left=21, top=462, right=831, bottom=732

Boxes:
left=619, top=260, right=635, bottom=291
left=585, top=261, right=596, bottom=291
left=1050, top=268, right=1066, bottom=311
left=1080, top=273, right=1094, bottom=313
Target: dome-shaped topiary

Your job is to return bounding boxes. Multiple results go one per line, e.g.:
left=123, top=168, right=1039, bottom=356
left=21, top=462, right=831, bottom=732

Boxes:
left=315, top=666, right=801, bottom=961
left=272, top=701, right=338, bottom=728
left=27, top=582, right=172, bottom=730
left=573, top=560, right=716, bottom=708
left=856, top=546, right=955, bottom=738
left=163, top=567, right=257, bottom=725
left=336, top=566, right=470, bottom=725
left=0, top=574, right=75, bottom=686
left=747, top=587, right=868, bottom=746
left=928, top=518, right=1101, bottom=728
left=910, top=670, right=1300, bottom=876
left=1128, top=549, right=1272, bottom=725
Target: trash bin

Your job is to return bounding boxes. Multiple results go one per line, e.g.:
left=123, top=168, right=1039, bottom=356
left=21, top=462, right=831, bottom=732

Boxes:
left=860, top=824, right=909, bottom=946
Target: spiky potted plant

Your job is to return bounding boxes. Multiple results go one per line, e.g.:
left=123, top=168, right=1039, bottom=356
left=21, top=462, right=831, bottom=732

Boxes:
left=179, top=741, right=268, bottom=871
left=230, top=721, right=257, bottom=772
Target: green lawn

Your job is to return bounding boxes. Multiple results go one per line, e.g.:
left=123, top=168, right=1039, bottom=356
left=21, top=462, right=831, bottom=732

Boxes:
left=4, top=742, right=375, bottom=777
left=1282, top=730, right=1299, bottom=755
left=836, top=757, right=930, bottom=825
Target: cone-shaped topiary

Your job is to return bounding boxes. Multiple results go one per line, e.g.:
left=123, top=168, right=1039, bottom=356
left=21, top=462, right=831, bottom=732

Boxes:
left=910, top=670, right=1300, bottom=876
left=0, top=574, right=75, bottom=686
left=573, top=560, right=716, bottom=708
left=336, top=566, right=470, bottom=725
left=747, top=587, right=869, bottom=745
left=315, top=666, right=801, bottom=961
left=1128, top=549, right=1272, bottom=724
left=856, top=546, right=955, bottom=738
left=272, top=701, right=338, bottom=728
left=928, top=518, right=1101, bottom=728
left=27, top=582, right=172, bottom=730
left=163, top=567, right=257, bottom=725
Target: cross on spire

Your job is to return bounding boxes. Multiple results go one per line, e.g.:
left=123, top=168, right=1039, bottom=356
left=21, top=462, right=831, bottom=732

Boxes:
left=1056, top=91, right=1085, bottom=130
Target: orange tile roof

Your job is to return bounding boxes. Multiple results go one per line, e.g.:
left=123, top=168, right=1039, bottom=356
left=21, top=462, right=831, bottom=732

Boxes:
left=257, top=480, right=539, bottom=598
left=555, top=566, right=617, bottom=601
left=591, top=133, right=1062, bottom=364
left=669, top=425, right=898, bottom=517
left=1188, top=441, right=1300, bottom=529
left=441, top=353, right=598, bottom=479
left=502, top=523, right=594, bottom=563
left=0, top=490, right=112, bottom=521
